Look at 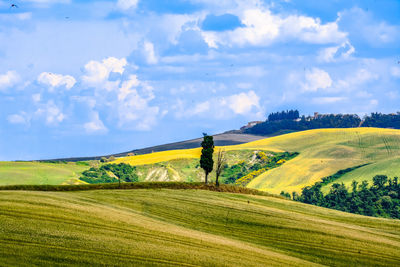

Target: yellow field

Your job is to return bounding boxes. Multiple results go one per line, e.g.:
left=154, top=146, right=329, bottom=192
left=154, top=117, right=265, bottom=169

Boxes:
left=114, top=148, right=203, bottom=166
left=114, top=128, right=400, bottom=194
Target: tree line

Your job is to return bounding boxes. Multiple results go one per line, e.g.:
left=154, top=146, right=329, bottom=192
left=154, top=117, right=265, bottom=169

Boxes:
left=288, top=175, right=400, bottom=219
left=268, top=110, right=300, bottom=121
left=245, top=111, right=400, bottom=135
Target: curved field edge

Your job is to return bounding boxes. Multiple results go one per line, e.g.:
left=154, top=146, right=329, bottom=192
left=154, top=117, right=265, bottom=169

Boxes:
left=0, top=189, right=399, bottom=266
left=243, top=128, right=400, bottom=194
left=0, top=162, right=88, bottom=186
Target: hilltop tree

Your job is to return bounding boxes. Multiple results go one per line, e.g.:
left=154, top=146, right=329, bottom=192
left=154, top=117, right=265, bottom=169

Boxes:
left=200, top=134, right=214, bottom=184
left=215, top=149, right=226, bottom=187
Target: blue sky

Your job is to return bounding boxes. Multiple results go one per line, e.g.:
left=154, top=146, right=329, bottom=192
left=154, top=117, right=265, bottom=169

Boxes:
left=0, top=0, right=399, bottom=160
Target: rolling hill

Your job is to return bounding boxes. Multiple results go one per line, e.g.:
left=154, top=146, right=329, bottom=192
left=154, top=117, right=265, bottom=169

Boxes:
left=0, top=161, right=88, bottom=186
left=0, top=188, right=399, bottom=266
left=114, top=128, right=400, bottom=194
left=2, top=128, right=400, bottom=194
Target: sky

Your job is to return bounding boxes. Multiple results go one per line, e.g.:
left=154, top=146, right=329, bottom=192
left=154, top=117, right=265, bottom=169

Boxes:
left=0, top=0, right=399, bottom=160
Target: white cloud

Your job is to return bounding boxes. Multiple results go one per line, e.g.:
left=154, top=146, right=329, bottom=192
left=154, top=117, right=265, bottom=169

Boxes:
left=201, top=7, right=347, bottom=48
left=192, top=101, right=210, bottom=114
left=7, top=112, right=30, bottom=125
left=117, top=0, right=138, bottom=10
left=302, top=68, right=332, bottom=92
left=118, top=75, right=141, bottom=101
left=175, top=90, right=263, bottom=119
left=81, top=57, right=127, bottom=91
left=143, top=41, right=158, bottom=64
left=35, top=101, right=65, bottom=125
left=226, top=90, right=260, bottom=115
left=0, top=71, right=19, bottom=91
left=334, top=69, right=378, bottom=92
left=84, top=112, right=107, bottom=133
left=37, top=72, right=76, bottom=91
left=116, top=77, right=159, bottom=130
left=317, top=41, right=355, bottom=63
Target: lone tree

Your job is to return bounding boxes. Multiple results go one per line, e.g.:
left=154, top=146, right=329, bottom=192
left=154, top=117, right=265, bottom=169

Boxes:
left=215, top=149, right=226, bottom=187
left=200, top=134, right=214, bottom=184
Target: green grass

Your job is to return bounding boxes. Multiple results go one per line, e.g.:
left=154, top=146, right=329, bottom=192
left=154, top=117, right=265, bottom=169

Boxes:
left=0, top=162, right=88, bottom=185
left=329, top=157, right=400, bottom=191
left=0, top=189, right=399, bottom=266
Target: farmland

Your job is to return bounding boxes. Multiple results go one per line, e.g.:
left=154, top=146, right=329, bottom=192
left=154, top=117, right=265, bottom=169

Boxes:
left=0, top=189, right=399, bottom=266
left=0, top=161, right=88, bottom=186
left=1, top=128, right=400, bottom=195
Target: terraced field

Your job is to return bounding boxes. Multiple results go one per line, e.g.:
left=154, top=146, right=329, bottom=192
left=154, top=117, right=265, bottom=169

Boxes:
left=0, top=162, right=88, bottom=185
left=0, top=189, right=399, bottom=266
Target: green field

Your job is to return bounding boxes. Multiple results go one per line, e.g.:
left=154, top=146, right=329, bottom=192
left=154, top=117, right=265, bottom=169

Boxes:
left=0, top=162, right=88, bottom=185
left=0, top=189, right=399, bottom=266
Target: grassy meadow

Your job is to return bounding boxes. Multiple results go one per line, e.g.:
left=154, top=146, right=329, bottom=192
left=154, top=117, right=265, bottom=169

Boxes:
left=0, top=162, right=88, bottom=186
left=0, top=188, right=399, bottom=266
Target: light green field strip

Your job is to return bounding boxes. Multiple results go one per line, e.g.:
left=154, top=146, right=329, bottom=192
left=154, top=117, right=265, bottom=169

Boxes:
left=0, top=189, right=399, bottom=266
left=0, top=162, right=88, bottom=185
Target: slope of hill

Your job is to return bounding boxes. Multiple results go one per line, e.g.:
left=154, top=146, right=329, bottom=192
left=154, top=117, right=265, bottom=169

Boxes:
left=0, top=189, right=399, bottom=266
left=0, top=161, right=88, bottom=186
left=112, top=128, right=400, bottom=194
left=235, top=128, right=400, bottom=194
left=47, top=133, right=265, bottom=162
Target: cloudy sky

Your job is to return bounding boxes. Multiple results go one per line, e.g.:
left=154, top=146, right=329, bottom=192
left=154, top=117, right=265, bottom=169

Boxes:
left=0, top=0, right=399, bottom=160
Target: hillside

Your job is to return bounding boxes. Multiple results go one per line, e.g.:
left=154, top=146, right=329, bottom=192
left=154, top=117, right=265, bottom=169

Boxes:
left=234, top=128, right=400, bottom=194
left=0, top=161, right=88, bottom=186
left=0, top=189, right=399, bottom=266
left=46, top=133, right=265, bottom=162
left=112, top=128, right=400, bottom=194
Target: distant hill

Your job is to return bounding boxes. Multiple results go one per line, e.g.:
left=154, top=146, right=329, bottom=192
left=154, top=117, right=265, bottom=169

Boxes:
left=44, top=133, right=265, bottom=162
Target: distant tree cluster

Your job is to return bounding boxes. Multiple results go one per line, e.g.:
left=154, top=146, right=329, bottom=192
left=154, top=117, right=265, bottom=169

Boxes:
left=80, top=163, right=138, bottom=184
left=362, top=112, right=400, bottom=129
left=294, top=175, right=400, bottom=219
left=245, top=110, right=400, bottom=136
left=268, top=110, right=299, bottom=121
left=246, top=113, right=361, bottom=135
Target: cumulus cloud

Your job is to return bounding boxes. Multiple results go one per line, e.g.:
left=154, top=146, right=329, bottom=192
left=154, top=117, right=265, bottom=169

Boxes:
left=201, top=8, right=347, bottom=48
left=226, top=90, right=260, bottom=115
left=84, top=111, right=107, bottom=133
left=35, top=101, right=65, bottom=125
left=0, top=71, right=19, bottom=91
left=115, top=75, right=159, bottom=130
left=302, top=68, right=332, bottom=92
left=37, top=72, right=76, bottom=91
left=117, top=0, right=138, bottom=10
left=81, top=57, right=127, bottom=91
